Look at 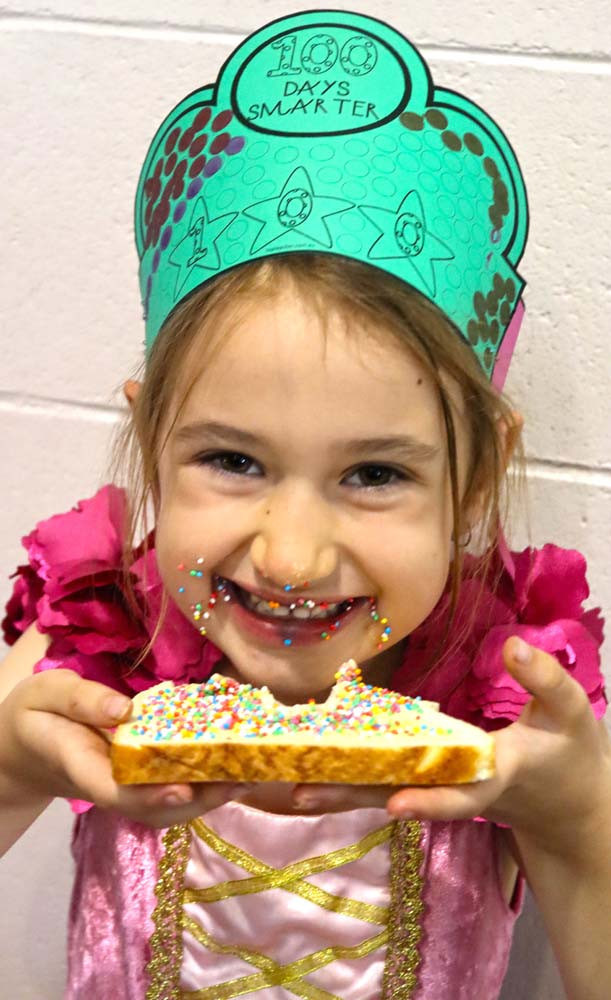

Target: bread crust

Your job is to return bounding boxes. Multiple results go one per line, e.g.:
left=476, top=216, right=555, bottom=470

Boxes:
left=110, top=739, right=495, bottom=786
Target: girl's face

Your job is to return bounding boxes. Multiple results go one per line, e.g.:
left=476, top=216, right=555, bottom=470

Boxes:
left=154, top=284, right=471, bottom=703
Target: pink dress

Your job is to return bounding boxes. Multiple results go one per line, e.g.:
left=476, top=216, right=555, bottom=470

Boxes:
left=3, top=486, right=606, bottom=999
left=66, top=802, right=522, bottom=999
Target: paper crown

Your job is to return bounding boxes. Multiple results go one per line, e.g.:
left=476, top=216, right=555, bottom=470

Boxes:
left=135, top=10, right=529, bottom=384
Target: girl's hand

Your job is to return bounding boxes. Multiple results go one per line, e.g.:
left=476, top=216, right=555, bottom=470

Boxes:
left=292, top=637, right=611, bottom=855
left=0, top=669, right=252, bottom=828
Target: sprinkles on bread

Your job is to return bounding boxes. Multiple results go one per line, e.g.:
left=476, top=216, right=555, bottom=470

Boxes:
left=127, top=662, right=453, bottom=742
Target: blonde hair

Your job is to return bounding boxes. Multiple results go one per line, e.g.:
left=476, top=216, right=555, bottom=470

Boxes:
left=112, top=253, right=523, bottom=668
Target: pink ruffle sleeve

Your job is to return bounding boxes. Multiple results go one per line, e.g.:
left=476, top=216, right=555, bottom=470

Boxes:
left=2, top=484, right=223, bottom=691
left=393, top=543, right=607, bottom=728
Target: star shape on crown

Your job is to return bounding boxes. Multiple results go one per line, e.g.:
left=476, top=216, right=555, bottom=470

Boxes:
left=169, top=197, right=238, bottom=299
left=243, top=166, right=354, bottom=254
left=359, top=190, right=454, bottom=296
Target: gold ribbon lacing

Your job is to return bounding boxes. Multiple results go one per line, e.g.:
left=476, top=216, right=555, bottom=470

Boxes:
left=146, top=814, right=424, bottom=1000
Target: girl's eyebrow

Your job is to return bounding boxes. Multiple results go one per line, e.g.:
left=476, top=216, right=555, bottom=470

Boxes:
left=339, top=435, right=440, bottom=462
left=174, top=420, right=263, bottom=449
left=175, top=420, right=440, bottom=462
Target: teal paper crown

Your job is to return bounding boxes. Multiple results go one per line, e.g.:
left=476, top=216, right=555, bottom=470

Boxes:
left=135, top=10, right=529, bottom=380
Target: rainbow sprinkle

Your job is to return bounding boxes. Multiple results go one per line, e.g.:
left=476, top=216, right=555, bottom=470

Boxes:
left=127, top=662, right=454, bottom=742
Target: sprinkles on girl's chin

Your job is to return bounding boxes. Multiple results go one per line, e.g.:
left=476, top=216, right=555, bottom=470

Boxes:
left=369, top=599, right=392, bottom=650
left=127, top=662, right=454, bottom=742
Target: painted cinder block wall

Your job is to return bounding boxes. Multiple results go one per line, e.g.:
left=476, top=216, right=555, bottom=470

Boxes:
left=1, top=3, right=609, bottom=997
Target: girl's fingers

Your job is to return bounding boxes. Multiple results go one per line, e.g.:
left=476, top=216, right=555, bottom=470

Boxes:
left=292, top=783, right=393, bottom=812
left=113, top=782, right=256, bottom=828
left=19, top=669, right=132, bottom=727
left=386, top=782, right=494, bottom=822
left=292, top=780, right=500, bottom=822
left=59, top=727, right=124, bottom=806
left=502, top=637, right=590, bottom=724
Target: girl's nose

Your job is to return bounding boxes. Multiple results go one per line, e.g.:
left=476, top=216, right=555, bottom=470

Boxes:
left=249, top=483, right=338, bottom=587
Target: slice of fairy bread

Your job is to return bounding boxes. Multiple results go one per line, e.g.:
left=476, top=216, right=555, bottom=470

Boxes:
left=110, top=660, right=495, bottom=785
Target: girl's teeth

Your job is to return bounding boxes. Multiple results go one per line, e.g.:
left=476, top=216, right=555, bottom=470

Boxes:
left=267, top=603, right=290, bottom=617
left=243, top=589, right=345, bottom=620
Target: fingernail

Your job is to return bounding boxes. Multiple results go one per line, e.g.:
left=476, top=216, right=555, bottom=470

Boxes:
left=387, top=793, right=417, bottom=819
left=513, top=638, right=532, bottom=664
left=162, top=791, right=190, bottom=807
left=105, top=694, right=131, bottom=720
left=388, top=805, right=416, bottom=819
left=227, top=783, right=256, bottom=800
left=293, top=790, right=324, bottom=810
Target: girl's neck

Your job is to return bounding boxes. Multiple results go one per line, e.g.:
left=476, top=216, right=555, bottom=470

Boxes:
left=361, top=638, right=408, bottom=690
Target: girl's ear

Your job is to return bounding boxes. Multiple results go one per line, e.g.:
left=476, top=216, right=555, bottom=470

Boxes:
left=123, top=380, right=142, bottom=409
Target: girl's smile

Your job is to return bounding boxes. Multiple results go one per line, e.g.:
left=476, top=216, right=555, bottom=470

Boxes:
left=154, top=281, right=471, bottom=702
left=207, top=574, right=370, bottom=648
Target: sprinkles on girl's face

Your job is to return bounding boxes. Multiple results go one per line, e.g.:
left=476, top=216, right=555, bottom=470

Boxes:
left=369, top=599, right=393, bottom=650
left=127, top=662, right=454, bottom=743
left=176, top=560, right=235, bottom=637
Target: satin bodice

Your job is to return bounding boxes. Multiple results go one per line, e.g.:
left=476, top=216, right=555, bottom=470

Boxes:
left=66, top=803, right=523, bottom=999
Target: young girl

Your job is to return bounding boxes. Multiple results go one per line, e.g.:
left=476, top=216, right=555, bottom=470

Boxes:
left=1, top=10, right=609, bottom=999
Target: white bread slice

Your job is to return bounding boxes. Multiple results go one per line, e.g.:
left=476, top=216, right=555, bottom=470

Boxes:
left=110, top=660, right=495, bottom=786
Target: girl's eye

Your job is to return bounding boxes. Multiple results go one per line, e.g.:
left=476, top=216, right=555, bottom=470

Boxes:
left=195, top=451, right=262, bottom=477
left=344, top=464, right=408, bottom=490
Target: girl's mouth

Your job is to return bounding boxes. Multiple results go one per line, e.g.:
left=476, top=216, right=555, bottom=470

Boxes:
left=214, top=576, right=370, bottom=647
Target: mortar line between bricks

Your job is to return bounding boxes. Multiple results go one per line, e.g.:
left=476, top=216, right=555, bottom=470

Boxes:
left=525, top=459, right=611, bottom=489
left=1, top=12, right=611, bottom=72
left=525, top=454, right=611, bottom=472
left=0, top=391, right=122, bottom=422
left=424, top=44, right=611, bottom=74
left=0, top=11, right=242, bottom=44
left=1, top=392, right=610, bottom=486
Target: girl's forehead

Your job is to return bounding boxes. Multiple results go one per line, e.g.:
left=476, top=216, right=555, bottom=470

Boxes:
left=196, top=292, right=407, bottom=377
left=177, top=290, right=460, bottom=437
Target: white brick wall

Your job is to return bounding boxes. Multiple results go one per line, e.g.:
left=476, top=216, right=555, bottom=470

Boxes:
left=1, top=4, right=609, bottom=997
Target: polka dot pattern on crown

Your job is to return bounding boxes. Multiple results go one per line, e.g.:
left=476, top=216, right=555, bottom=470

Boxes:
left=139, top=105, right=248, bottom=319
